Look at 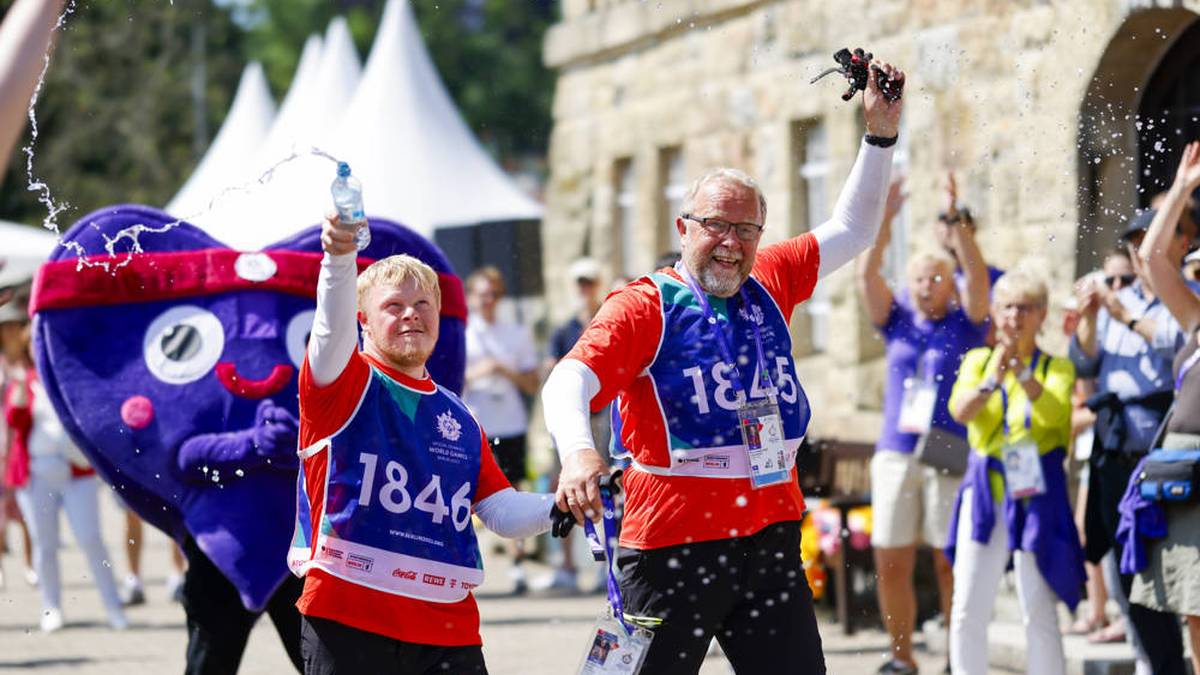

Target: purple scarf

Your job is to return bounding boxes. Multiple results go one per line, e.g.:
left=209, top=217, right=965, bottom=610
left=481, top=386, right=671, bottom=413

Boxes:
left=945, top=447, right=1085, bottom=610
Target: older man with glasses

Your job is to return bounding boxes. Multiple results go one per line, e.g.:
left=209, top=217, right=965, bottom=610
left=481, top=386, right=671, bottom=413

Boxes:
left=1071, top=205, right=1200, bottom=674
left=542, top=60, right=905, bottom=673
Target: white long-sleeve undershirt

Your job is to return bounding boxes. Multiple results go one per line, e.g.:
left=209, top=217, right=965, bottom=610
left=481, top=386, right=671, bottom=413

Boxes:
left=543, top=139, right=893, bottom=461
left=307, top=251, right=360, bottom=387
left=473, top=488, right=555, bottom=539
left=812, top=139, right=893, bottom=279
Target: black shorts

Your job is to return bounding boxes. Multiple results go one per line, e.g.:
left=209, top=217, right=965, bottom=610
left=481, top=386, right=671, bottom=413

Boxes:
left=489, top=434, right=527, bottom=486
left=616, top=520, right=825, bottom=674
left=300, top=615, right=487, bottom=675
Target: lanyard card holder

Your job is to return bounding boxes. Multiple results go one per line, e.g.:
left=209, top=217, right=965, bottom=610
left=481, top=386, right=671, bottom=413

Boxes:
left=898, top=377, right=937, bottom=434
left=579, top=479, right=654, bottom=674
left=739, top=397, right=791, bottom=489
left=1002, top=440, right=1045, bottom=498
left=999, top=374, right=1045, bottom=498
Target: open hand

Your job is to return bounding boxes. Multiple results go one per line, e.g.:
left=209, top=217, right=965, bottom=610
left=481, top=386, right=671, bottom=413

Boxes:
left=1172, top=141, right=1200, bottom=193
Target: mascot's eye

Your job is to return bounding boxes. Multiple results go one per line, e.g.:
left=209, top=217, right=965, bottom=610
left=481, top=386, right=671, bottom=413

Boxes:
left=144, top=306, right=225, bottom=384
left=286, top=310, right=316, bottom=368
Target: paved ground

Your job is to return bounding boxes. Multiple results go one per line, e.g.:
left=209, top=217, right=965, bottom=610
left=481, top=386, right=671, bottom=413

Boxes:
left=0, top=494, right=993, bottom=674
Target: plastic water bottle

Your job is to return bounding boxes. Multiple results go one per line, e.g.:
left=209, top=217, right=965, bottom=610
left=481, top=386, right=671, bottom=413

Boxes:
left=330, top=161, right=370, bottom=250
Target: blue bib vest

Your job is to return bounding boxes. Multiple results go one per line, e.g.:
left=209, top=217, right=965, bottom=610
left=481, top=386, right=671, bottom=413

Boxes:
left=635, top=272, right=811, bottom=477
left=289, top=367, right=485, bottom=602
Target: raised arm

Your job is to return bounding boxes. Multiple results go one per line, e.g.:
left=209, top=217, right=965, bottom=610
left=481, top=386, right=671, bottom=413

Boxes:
left=1139, top=140, right=1200, bottom=334
left=856, top=179, right=901, bottom=327
left=307, top=214, right=360, bottom=387
left=944, top=174, right=990, bottom=323
left=812, top=61, right=904, bottom=278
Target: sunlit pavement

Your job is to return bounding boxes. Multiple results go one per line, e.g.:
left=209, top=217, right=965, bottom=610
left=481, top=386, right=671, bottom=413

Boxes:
left=0, top=493, right=991, bottom=674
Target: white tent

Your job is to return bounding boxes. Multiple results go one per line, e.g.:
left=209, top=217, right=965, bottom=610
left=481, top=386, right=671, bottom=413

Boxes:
left=165, top=61, right=276, bottom=219
left=183, top=17, right=363, bottom=249
left=333, top=0, right=543, bottom=232
left=0, top=220, right=56, bottom=287
left=171, top=0, right=541, bottom=250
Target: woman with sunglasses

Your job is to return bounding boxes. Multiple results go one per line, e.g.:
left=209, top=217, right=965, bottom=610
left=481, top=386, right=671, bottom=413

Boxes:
left=945, top=271, right=1085, bottom=675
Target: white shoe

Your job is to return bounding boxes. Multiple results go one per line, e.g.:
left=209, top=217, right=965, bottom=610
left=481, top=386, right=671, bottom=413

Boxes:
left=107, top=611, right=129, bottom=630
left=40, top=607, right=63, bottom=633
left=165, top=573, right=184, bottom=603
left=121, top=575, right=145, bottom=606
left=534, top=568, right=579, bottom=594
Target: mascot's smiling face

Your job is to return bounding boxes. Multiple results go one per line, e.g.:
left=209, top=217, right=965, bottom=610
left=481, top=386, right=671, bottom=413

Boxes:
left=30, top=205, right=466, bottom=610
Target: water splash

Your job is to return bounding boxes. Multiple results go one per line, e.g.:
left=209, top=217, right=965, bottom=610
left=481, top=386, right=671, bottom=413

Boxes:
left=21, top=3, right=341, bottom=274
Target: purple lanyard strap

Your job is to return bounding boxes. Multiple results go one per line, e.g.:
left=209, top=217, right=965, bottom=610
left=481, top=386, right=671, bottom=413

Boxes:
left=1175, top=347, right=1200, bottom=392
left=675, top=263, right=775, bottom=398
left=1000, top=348, right=1040, bottom=436
left=583, top=485, right=632, bottom=634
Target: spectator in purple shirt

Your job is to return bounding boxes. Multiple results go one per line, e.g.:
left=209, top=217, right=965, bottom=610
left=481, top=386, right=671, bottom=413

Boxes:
left=857, top=179, right=990, bottom=675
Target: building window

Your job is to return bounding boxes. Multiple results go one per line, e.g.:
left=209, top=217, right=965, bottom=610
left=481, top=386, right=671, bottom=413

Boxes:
left=614, top=158, right=637, bottom=279
left=794, top=120, right=830, bottom=353
left=660, top=146, right=685, bottom=254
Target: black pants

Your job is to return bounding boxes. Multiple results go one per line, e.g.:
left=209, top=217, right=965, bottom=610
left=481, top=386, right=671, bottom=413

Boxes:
left=616, top=521, right=825, bottom=674
left=181, top=537, right=305, bottom=675
left=1086, top=452, right=1187, bottom=675
left=300, top=615, right=487, bottom=675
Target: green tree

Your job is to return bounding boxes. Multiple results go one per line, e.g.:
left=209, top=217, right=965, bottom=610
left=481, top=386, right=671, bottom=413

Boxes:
left=240, top=0, right=557, bottom=159
left=0, top=0, right=246, bottom=225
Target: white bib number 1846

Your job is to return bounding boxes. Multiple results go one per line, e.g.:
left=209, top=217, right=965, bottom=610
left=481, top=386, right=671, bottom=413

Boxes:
left=356, top=453, right=472, bottom=531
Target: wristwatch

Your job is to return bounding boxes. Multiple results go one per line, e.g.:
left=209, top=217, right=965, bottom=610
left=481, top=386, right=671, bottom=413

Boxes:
left=864, top=133, right=898, bottom=148
left=1016, top=365, right=1034, bottom=383
left=1127, top=317, right=1140, bottom=331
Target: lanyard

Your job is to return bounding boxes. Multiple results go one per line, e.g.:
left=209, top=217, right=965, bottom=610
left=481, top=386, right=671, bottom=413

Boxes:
left=1176, top=346, right=1200, bottom=392
left=582, top=484, right=631, bottom=634
left=675, top=263, right=775, bottom=398
left=1000, top=348, right=1040, bottom=436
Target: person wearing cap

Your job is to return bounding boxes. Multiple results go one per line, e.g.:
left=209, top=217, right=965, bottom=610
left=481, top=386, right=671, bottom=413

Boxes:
left=1070, top=202, right=1199, bottom=673
left=540, top=258, right=607, bottom=594
left=1, top=286, right=127, bottom=632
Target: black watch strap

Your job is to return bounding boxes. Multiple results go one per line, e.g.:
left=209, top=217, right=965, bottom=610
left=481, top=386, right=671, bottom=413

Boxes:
left=864, top=133, right=898, bottom=148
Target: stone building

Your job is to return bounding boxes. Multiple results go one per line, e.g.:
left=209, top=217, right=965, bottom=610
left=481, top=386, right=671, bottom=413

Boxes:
left=539, top=0, right=1200, bottom=444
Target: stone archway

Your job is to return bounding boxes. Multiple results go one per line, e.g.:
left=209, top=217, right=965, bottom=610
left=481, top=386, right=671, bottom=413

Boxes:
left=1076, top=7, right=1199, bottom=275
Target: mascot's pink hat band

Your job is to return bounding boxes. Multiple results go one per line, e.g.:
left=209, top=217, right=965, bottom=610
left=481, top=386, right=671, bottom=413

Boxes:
left=28, top=248, right=468, bottom=321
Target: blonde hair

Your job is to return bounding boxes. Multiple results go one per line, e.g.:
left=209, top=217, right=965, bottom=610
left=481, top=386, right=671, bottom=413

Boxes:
left=906, top=250, right=956, bottom=280
left=465, top=265, right=506, bottom=297
left=992, top=270, right=1048, bottom=308
left=357, top=254, right=441, bottom=312
left=680, top=168, right=767, bottom=222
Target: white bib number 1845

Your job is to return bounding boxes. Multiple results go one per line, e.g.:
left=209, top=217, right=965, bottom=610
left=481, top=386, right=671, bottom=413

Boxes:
left=356, top=453, right=472, bottom=532
left=683, top=356, right=798, bottom=414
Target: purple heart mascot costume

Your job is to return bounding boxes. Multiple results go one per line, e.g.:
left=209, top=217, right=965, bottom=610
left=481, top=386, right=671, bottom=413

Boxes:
left=29, top=205, right=466, bottom=673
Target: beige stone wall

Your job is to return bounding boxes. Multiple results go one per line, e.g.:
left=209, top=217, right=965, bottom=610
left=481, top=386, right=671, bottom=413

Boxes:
left=540, top=0, right=1200, bottom=444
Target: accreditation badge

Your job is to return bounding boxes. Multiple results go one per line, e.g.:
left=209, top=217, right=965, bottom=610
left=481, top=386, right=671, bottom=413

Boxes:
left=897, top=377, right=937, bottom=434
left=1002, top=440, right=1046, bottom=498
left=577, top=609, right=654, bottom=675
left=740, top=398, right=791, bottom=489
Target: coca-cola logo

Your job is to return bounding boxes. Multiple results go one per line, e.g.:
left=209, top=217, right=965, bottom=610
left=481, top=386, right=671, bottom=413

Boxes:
left=392, top=569, right=417, bottom=580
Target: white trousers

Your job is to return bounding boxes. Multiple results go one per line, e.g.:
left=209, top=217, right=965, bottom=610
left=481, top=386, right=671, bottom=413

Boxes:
left=948, top=489, right=1066, bottom=675
left=14, top=456, right=123, bottom=620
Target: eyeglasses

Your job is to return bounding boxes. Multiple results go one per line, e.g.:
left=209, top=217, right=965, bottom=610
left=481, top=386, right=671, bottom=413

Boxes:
left=1105, top=274, right=1136, bottom=288
left=681, top=214, right=764, bottom=242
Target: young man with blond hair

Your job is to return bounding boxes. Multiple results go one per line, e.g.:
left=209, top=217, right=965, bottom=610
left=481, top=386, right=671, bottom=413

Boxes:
left=289, top=215, right=555, bottom=674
